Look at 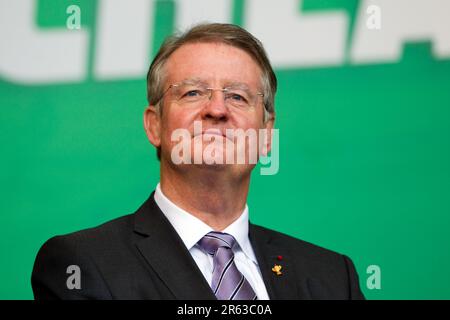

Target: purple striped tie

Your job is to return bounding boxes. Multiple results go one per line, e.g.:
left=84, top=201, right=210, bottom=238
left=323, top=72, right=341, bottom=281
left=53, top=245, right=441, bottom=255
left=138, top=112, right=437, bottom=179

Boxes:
left=198, top=231, right=257, bottom=300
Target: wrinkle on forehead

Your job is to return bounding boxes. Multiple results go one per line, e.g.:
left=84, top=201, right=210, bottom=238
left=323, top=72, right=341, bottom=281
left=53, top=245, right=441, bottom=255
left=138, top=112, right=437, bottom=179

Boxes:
left=164, top=42, right=262, bottom=91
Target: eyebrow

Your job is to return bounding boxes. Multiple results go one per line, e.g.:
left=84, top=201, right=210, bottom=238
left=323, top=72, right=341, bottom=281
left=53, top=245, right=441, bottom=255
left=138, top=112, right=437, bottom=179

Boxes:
left=177, top=78, right=253, bottom=91
left=223, top=81, right=251, bottom=91
left=177, top=78, right=208, bottom=86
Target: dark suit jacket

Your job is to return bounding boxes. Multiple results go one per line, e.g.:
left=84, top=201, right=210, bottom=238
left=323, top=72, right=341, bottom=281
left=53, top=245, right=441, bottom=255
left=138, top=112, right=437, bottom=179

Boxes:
left=31, top=193, right=365, bottom=300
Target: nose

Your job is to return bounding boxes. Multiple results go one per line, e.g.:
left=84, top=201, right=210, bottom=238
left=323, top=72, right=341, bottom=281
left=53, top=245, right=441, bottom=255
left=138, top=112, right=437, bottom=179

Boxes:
left=200, top=90, right=229, bottom=122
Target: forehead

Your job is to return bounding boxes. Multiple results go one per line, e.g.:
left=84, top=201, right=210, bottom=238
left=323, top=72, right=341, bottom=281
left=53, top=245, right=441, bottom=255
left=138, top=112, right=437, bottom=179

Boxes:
left=164, top=42, right=262, bottom=89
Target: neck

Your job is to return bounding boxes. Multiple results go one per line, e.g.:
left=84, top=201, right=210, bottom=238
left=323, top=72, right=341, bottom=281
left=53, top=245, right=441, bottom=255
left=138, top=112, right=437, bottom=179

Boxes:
left=159, top=163, right=250, bottom=231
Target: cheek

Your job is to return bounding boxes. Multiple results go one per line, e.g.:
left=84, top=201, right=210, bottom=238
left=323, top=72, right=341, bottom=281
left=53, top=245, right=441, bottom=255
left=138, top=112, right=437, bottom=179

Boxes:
left=160, top=109, right=194, bottom=142
left=239, top=107, right=266, bottom=129
left=240, top=115, right=265, bottom=131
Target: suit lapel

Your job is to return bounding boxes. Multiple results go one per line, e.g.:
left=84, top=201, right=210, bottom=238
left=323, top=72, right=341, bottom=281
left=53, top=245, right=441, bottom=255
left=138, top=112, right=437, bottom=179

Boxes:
left=132, top=194, right=311, bottom=300
left=133, top=194, right=216, bottom=300
left=249, top=223, right=308, bottom=300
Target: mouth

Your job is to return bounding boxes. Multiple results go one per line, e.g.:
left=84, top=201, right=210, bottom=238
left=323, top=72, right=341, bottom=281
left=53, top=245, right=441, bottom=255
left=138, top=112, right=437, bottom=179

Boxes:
left=194, top=128, right=227, bottom=138
left=203, top=129, right=225, bottom=137
left=192, top=129, right=236, bottom=144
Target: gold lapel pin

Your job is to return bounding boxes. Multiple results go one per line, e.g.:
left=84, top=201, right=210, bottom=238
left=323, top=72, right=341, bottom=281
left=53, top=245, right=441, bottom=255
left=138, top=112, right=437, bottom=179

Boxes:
left=272, top=264, right=283, bottom=276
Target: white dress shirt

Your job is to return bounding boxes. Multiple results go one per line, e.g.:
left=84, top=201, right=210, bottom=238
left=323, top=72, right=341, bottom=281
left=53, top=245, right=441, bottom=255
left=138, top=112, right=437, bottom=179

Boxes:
left=154, top=183, right=270, bottom=300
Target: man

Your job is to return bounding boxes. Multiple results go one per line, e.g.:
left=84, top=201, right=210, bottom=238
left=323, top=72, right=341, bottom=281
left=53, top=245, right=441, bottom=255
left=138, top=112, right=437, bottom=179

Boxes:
left=32, top=23, right=365, bottom=300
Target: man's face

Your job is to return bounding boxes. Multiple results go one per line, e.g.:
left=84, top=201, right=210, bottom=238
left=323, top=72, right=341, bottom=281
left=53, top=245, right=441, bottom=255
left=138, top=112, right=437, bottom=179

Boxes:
left=145, top=42, right=273, bottom=177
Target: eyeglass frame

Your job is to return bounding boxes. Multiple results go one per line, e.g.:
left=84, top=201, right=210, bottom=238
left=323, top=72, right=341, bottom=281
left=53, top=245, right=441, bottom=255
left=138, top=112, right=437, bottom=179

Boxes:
left=154, top=79, right=265, bottom=110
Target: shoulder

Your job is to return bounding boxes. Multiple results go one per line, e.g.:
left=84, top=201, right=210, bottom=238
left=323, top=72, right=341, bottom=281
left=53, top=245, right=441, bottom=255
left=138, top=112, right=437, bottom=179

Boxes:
left=40, top=213, right=134, bottom=252
left=34, top=212, right=137, bottom=269
left=250, top=223, right=344, bottom=260
left=250, top=223, right=365, bottom=299
left=31, top=213, right=135, bottom=299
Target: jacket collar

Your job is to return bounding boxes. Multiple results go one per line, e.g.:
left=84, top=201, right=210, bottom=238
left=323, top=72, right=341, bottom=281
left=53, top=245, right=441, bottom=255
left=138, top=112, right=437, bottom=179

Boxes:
left=133, top=192, right=216, bottom=300
left=133, top=193, right=306, bottom=300
left=249, top=223, right=311, bottom=300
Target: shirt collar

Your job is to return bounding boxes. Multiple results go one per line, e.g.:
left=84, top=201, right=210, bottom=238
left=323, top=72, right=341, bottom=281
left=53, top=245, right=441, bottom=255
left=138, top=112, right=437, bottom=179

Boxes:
left=154, top=183, right=258, bottom=264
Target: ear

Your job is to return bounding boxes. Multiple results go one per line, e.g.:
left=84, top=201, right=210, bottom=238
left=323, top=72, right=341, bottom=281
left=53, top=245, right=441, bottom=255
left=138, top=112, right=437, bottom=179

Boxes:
left=143, top=105, right=161, bottom=148
left=261, top=114, right=275, bottom=156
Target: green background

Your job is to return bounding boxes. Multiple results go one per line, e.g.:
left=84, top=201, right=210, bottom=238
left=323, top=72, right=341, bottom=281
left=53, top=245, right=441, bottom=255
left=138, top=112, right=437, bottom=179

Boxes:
left=1, top=0, right=449, bottom=299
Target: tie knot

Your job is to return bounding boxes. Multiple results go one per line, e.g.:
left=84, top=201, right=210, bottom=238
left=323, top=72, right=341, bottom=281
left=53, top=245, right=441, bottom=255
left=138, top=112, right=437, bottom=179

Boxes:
left=198, top=231, right=236, bottom=255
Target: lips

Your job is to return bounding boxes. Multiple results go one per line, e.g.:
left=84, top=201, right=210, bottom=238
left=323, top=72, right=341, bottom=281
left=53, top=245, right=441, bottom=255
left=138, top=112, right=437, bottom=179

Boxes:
left=202, top=129, right=225, bottom=137
left=193, top=128, right=223, bottom=137
left=193, top=128, right=234, bottom=141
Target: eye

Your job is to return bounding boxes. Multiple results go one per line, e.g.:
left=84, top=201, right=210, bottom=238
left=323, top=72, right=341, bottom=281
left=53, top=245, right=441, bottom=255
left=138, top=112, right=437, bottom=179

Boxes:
left=183, top=90, right=202, bottom=97
left=227, top=91, right=249, bottom=103
left=231, top=94, right=244, bottom=101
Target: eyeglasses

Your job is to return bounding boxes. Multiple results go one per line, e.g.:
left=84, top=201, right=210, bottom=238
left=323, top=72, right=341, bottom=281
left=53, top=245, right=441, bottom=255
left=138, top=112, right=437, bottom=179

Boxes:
left=157, top=81, right=264, bottom=110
